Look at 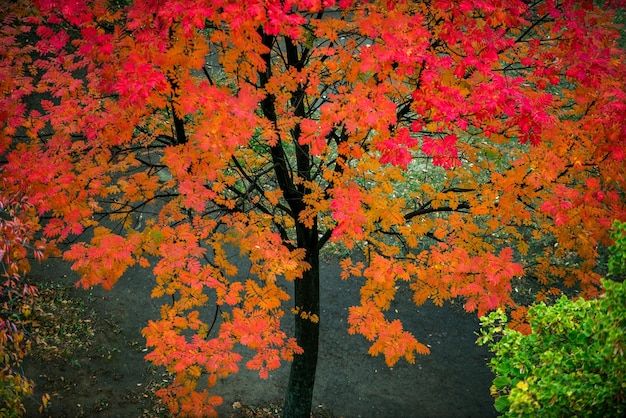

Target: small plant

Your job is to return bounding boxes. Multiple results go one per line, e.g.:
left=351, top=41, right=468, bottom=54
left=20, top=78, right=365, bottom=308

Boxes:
left=0, top=191, right=49, bottom=415
left=479, top=268, right=626, bottom=416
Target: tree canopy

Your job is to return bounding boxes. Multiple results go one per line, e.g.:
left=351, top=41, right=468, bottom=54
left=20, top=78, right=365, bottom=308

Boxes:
left=1, top=0, right=625, bottom=416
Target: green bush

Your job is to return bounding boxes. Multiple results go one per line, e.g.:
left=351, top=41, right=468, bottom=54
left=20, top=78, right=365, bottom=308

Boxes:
left=609, top=220, right=626, bottom=279
left=478, top=281, right=625, bottom=417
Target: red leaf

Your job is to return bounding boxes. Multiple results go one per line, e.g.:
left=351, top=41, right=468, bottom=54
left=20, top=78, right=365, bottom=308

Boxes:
left=421, top=135, right=462, bottom=169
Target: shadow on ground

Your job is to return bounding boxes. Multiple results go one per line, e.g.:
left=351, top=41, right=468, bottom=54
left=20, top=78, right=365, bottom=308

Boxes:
left=23, top=255, right=497, bottom=418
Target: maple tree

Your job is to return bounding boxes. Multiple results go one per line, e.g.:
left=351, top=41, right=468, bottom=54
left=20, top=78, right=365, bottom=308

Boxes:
left=1, top=0, right=625, bottom=416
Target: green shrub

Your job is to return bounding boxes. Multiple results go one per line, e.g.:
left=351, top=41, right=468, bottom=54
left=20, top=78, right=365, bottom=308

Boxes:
left=478, top=280, right=625, bottom=417
left=609, top=220, right=626, bottom=279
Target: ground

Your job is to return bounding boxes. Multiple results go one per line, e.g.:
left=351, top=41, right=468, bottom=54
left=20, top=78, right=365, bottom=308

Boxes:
left=22, top=254, right=497, bottom=418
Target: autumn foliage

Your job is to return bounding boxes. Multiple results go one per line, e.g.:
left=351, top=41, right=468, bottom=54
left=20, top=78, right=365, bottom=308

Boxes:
left=1, top=0, right=625, bottom=416
left=0, top=164, right=50, bottom=414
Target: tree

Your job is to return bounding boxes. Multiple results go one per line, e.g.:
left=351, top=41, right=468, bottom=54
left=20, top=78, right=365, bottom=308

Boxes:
left=1, top=0, right=625, bottom=416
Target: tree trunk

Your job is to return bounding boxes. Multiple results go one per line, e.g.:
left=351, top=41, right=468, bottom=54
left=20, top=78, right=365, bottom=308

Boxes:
left=283, top=227, right=320, bottom=418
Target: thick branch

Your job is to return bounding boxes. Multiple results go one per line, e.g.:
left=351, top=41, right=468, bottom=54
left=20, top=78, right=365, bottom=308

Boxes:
left=258, top=30, right=304, bottom=216
left=405, top=203, right=471, bottom=220
left=167, top=74, right=188, bottom=145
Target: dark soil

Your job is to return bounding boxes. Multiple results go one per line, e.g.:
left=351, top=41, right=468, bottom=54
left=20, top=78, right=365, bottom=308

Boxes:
left=22, top=255, right=497, bottom=418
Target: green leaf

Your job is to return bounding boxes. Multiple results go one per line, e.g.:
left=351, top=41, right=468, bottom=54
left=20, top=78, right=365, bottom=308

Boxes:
left=149, top=229, right=164, bottom=244
left=493, top=375, right=510, bottom=389
left=494, top=395, right=510, bottom=413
